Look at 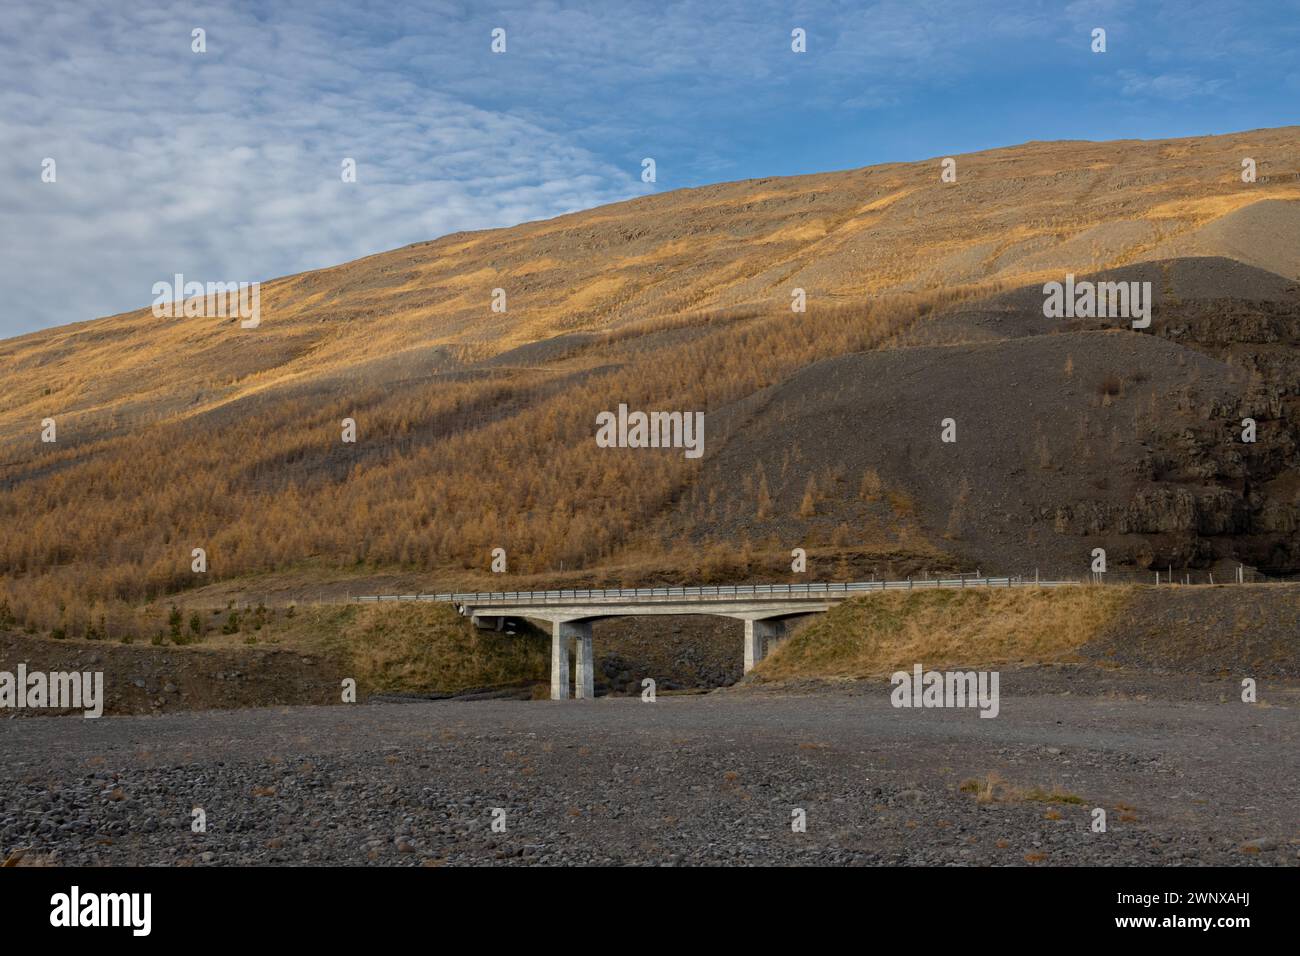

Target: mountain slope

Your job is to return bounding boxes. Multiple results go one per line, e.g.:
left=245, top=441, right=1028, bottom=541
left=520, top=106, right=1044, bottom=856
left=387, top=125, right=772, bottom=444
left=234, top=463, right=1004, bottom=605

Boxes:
left=4, top=126, right=1298, bottom=442
left=2, top=128, right=1299, bottom=635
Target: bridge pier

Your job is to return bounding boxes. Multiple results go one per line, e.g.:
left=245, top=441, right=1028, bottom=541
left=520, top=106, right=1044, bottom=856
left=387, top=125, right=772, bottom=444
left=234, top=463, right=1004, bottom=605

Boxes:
left=743, top=618, right=785, bottom=673
left=551, top=621, right=593, bottom=700
left=574, top=627, right=595, bottom=700
left=550, top=622, right=569, bottom=699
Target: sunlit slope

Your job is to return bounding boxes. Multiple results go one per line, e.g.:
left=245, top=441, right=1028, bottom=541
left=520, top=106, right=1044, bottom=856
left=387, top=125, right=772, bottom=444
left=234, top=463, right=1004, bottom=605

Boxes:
left=2, top=127, right=1297, bottom=445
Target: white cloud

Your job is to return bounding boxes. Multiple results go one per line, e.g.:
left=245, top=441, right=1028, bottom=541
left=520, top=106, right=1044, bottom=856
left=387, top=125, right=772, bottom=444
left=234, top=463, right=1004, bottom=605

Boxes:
left=0, top=1, right=641, bottom=336
left=1117, top=69, right=1227, bottom=100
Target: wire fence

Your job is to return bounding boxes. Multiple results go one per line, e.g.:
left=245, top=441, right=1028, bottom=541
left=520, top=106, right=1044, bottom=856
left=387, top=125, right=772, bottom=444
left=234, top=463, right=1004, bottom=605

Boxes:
left=1077, top=566, right=1300, bottom=586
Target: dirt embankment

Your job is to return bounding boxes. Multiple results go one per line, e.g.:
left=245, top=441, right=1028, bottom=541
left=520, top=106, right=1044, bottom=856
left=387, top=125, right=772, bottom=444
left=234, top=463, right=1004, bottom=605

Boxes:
left=1082, top=584, right=1300, bottom=678
left=0, top=610, right=750, bottom=717
left=0, top=603, right=550, bottom=717
left=0, top=634, right=347, bottom=715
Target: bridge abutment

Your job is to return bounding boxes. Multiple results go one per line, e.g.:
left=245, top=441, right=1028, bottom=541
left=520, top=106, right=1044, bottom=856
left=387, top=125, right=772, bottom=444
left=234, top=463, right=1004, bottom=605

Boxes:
left=743, top=618, right=786, bottom=672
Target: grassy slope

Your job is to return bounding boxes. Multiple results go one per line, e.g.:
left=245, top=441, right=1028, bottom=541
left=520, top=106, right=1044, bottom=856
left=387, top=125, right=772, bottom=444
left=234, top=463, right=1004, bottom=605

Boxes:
left=205, top=603, right=549, bottom=694
left=755, top=586, right=1132, bottom=681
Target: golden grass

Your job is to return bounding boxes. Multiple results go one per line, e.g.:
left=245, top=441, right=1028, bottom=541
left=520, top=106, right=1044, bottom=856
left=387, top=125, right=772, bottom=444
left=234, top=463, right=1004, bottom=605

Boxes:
left=1144, top=187, right=1300, bottom=223
left=613, top=238, right=702, bottom=267
left=755, top=585, right=1132, bottom=680
left=562, top=275, right=629, bottom=309
left=959, top=773, right=1085, bottom=805
left=6, top=129, right=1294, bottom=432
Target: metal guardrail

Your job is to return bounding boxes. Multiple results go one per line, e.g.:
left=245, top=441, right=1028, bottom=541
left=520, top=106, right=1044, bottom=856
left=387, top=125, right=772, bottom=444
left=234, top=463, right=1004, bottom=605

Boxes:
left=354, top=577, right=1081, bottom=605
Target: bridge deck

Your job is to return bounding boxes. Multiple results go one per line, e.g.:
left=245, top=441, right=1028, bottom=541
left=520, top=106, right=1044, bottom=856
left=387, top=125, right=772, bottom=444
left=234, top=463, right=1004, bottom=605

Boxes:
left=355, top=577, right=1078, bottom=605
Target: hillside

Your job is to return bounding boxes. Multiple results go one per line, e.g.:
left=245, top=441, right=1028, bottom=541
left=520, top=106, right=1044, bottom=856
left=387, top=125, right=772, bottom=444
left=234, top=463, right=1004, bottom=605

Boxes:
left=2, top=127, right=1299, bottom=636
left=752, top=584, right=1300, bottom=683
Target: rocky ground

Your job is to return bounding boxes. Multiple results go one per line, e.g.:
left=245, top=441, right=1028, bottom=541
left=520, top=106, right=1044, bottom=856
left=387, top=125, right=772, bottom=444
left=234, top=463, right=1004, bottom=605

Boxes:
left=0, top=633, right=348, bottom=715
left=2, top=665, right=1296, bottom=866
left=1083, top=585, right=1300, bottom=678
left=592, top=615, right=741, bottom=693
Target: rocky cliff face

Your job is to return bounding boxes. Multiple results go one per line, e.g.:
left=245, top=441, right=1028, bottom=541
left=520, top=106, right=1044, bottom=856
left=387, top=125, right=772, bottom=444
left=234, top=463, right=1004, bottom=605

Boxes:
left=1048, top=260, right=1300, bottom=573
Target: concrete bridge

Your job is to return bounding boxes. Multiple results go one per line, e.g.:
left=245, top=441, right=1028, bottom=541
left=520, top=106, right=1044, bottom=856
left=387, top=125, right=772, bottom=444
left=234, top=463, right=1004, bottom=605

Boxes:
left=357, top=577, right=1073, bottom=699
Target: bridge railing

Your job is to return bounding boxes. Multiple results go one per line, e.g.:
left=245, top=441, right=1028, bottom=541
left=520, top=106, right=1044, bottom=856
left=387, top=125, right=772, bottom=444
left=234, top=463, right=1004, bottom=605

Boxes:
left=354, top=576, right=1081, bottom=604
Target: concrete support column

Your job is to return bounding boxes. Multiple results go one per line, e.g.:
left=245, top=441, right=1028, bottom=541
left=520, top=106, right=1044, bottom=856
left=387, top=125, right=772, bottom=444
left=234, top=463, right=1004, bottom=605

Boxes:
left=573, top=625, right=595, bottom=700
left=551, top=621, right=593, bottom=700
left=550, top=622, right=571, bottom=700
left=743, top=619, right=784, bottom=673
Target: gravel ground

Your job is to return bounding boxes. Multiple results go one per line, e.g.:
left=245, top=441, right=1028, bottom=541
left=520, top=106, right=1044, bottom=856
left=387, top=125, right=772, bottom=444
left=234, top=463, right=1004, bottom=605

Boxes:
left=2, top=665, right=1296, bottom=866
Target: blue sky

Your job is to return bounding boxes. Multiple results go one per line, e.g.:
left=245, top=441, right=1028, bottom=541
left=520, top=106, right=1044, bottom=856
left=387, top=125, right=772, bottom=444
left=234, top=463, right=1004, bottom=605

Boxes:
left=2, top=0, right=1297, bottom=337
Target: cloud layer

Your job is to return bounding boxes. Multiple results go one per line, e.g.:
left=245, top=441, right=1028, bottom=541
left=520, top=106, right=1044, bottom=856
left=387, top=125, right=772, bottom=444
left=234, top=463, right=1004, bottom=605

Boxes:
left=2, top=0, right=1295, bottom=336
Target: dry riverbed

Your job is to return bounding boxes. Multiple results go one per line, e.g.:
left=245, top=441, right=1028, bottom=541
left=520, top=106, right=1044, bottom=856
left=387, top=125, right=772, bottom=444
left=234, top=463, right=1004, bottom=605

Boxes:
left=2, top=665, right=1296, bottom=866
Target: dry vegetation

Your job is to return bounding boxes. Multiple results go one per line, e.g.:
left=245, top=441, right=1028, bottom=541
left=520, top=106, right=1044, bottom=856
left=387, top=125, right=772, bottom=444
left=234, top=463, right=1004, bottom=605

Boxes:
left=753, top=586, right=1133, bottom=681
left=195, top=601, right=548, bottom=694
left=958, top=773, right=1086, bottom=806
left=327, top=603, right=549, bottom=694
left=0, top=289, right=973, bottom=633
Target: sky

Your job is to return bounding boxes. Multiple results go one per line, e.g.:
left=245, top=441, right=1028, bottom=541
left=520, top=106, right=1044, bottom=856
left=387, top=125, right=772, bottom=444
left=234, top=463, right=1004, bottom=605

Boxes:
left=2, top=0, right=1297, bottom=337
